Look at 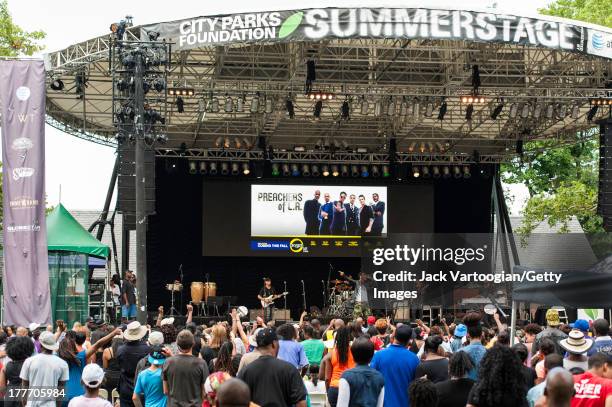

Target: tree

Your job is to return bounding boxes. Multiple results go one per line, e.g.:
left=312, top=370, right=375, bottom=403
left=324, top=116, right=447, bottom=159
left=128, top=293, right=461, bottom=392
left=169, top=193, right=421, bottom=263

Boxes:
left=502, top=1, right=610, bottom=237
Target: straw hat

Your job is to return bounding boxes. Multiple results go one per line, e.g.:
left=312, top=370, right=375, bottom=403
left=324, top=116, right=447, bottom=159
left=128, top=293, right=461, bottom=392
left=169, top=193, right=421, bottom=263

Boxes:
left=559, top=329, right=594, bottom=354
left=123, top=321, right=147, bottom=341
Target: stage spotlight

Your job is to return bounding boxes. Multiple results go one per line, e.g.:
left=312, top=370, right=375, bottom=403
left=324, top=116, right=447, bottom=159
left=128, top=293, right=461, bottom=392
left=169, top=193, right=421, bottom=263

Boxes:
left=587, top=105, right=598, bottom=121
left=50, top=78, right=64, bottom=91
left=311, top=165, right=320, bottom=177
left=220, top=162, right=230, bottom=175
left=425, top=102, right=434, bottom=118
left=322, top=165, right=330, bottom=177
left=557, top=104, right=568, bottom=118
left=382, top=165, right=391, bottom=178
left=533, top=103, right=543, bottom=119
left=153, top=79, right=165, bottom=92
left=224, top=95, right=234, bottom=113
left=271, top=163, right=280, bottom=177
left=521, top=103, right=530, bottom=119
left=387, top=98, right=396, bottom=116
left=265, top=98, right=273, bottom=114
left=491, top=101, right=504, bottom=119
left=351, top=165, right=360, bottom=177
left=313, top=100, right=323, bottom=119
left=408, top=142, right=416, bottom=153
left=545, top=104, right=555, bottom=119
left=360, top=96, right=369, bottom=115
left=188, top=161, right=197, bottom=174
left=437, top=101, right=447, bottom=120
left=176, top=96, right=185, bottom=113
left=432, top=166, right=441, bottom=178
left=282, top=164, right=291, bottom=176
left=293, top=146, right=306, bottom=152
left=231, top=162, right=240, bottom=175
left=302, top=164, right=311, bottom=176
left=419, top=143, right=426, bottom=153
left=421, top=166, right=430, bottom=178
left=463, top=165, right=471, bottom=178
left=356, top=147, right=368, bottom=153
left=341, top=140, right=350, bottom=151
left=286, top=98, right=295, bottom=119
left=509, top=103, right=519, bottom=118
left=209, top=162, right=218, bottom=175
left=412, top=166, right=420, bottom=178
left=234, top=137, right=242, bottom=149
left=155, top=134, right=168, bottom=144
left=374, top=100, right=383, bottom=117
left=199, top=161, right=208, bottom=175
left=291, top=164, right=300, bottom=177
left=371, top=165, right=380, bottom=178
left=250, top=93, right=260, bottom=113
left=361, top=165, right=369, bottom=178
left=214, top=136, right=223, bottom=148
left=331, top=165, right=339, bottom=177
left=341, top=100, right=350, bottom=120
left=242, top=162, right=251, bottom=175
left=223, top=137, right=230, bottom=149
left=465, top=104, right=474, bottom=121
left=236, top=96, right=244, bottom=112
left=442, top=166, right=451, bottom=178
left=571, top=104, right=580, bottom=119
left=453, top=166, right=462, bottom=178
left=211, top=97, right=220, bottom=113
left=242, top=137, right=253, bottom=150
left=341, top=165, right=349, bottom=177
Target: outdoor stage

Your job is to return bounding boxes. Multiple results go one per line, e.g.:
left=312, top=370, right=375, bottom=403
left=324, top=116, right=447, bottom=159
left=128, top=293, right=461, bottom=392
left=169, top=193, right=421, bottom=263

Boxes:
left=41, top=4, right=612, bottom=322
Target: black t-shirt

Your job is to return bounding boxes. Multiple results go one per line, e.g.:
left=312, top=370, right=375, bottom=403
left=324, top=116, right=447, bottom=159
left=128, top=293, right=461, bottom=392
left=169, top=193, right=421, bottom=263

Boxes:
left=259, top=286, right=276, bottom=298
left=121, top=279, right=136, bottom=305
left=162, top=354, right=209, bottom=407
left=199, top=346, right=220, bottom=366
left=415, top=358, right=449, bottom=383
left=237, top=355, right=307, bottom=407
left=116, top=341, right=151, bottom=399
left=435, top=378, right=475, bottom=407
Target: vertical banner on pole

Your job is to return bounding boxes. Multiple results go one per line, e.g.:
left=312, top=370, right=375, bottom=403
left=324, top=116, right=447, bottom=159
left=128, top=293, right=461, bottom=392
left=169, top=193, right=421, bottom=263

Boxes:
left=0, top=60, right=51, bottom=325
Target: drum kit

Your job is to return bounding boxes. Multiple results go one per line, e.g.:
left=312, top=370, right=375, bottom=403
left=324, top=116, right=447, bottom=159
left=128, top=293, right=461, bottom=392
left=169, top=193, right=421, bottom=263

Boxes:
left=326, top=278, right=355, bottom=318
left=164, top=280, right=217, bottom=316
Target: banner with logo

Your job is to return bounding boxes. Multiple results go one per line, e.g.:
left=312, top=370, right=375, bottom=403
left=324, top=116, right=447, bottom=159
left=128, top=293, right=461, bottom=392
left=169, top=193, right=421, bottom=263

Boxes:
left=0, top=60, right=52, bottom=325
left=141, top=8, right=611, bottom=60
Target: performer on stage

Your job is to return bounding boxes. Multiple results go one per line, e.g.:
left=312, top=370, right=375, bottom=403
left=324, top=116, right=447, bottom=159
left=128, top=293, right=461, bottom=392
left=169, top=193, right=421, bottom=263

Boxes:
left=303, top=190, right=321, bottom=235
left=318, top=192, right=334, bottom=235
left=345, top=194, right=360, bottom=236
left=331, top=191, right=348, bottom=235
left=258, top=278, right=277, bottom=322
left=358, top=194, right=374, bottom=235
left=371, top=193, right=385, bottom=236
left=339, top=271, right=373, bottom=318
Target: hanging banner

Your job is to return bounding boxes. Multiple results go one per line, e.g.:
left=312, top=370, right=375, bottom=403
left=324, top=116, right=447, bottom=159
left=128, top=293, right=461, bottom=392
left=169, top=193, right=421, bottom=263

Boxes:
left=141, top=8, right=611, bottom=60
left=1, top=60, right=51, bottom=325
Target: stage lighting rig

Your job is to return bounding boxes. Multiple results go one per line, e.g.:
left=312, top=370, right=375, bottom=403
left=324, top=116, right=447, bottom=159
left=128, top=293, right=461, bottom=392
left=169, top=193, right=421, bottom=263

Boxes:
left=359, top=96, right=369, bottom=115
left=322, top=165, right=330, bottom=177
left=250, top=93, right=260, bottom=113
left=308, top=91, right=334, bottom=101
left=225, top=94, right=234, bottom=113
left=331, top=165, right=340, bottom=177
left=460, top=95, right=486, bottom=104
left=271, top=163, right=280, bottom=176
left=168, top=87, right=195, bottom=97
left=199, top=161, right=208, bottom=175
left=189, top=161, right=197, bottom=174
left=590, top=98, right=612, bottom=106
left=50, top=78, right=64, bottom=91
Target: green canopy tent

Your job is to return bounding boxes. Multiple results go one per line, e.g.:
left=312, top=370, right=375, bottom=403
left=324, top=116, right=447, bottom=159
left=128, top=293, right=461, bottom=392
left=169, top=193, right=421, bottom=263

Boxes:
left=47, top=204, right=110, bottom=325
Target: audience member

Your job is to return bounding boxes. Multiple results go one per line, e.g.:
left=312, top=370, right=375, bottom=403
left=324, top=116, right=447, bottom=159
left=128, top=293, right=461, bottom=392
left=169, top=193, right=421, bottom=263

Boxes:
left=337, top=337, right=384, bottom=407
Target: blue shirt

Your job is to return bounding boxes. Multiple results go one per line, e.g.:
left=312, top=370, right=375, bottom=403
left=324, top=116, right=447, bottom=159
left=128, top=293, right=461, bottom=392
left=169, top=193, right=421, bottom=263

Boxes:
left=527, top=381, right=546, bottom=407
left=370, top=344, right=420, bottom=407
left=460, top=343, right=487, bottom=381
left=134, top=368, right=167, bottom=407
left=277, top=340, right=308, bottom=369
left=66, top=350, right=87, bottom=400
left=588, top=337, right=612, bottom=357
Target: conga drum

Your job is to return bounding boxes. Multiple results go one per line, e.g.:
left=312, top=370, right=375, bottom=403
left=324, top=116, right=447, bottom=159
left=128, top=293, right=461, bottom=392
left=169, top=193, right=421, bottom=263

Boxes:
left=204, top=282, right=217, bottom=301
left=190, top=282, right=204, bottom=304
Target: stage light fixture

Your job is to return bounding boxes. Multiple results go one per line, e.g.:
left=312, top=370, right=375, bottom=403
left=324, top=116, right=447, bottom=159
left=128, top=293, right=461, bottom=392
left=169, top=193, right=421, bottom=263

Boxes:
left=114, top=132, right=127, bottom=144
left=116, top=78, right=129, bottom=91
left=545, top=104, right=555, bottom=119
left=424, top=102, right=434, bottom=118
left=463, top=165, right=471, bottom=178
left=408, top=142, right=416, bottom=153
left=521, top=103, right=530, bottom=119
left=250, top=93, right=260, bottom=113
left=50, top=78, right=64, bottom=91
left=224, top=94, right=234, bottom=113
left=587, top=105, right=599, bottom=121
left=286, top=98, right=295, bottom=119
left=465, top=104, right=474, bottom=121
left=436, top=142, right=444, bottom=152
left=236, top=95, right=244, bottom=112
left=188, top=161, right=197, bottom=174
left=322, top=165, right=330, bottom=177
left=155, top=134, right=168, bottom=144
left=199, top=161, right=208, bottom=174
left=153, top=79, right=165, bottom=92
left=412, top=166, right=420, bottom=178
left=341, top=140, right=350, bottom=151
left=230, top=162, right=239, bottom=175
left=453, top=166, right=462, bottom=178
left=214, top=136, right=223, bottom=148
left=432, top=166, right=441, bottom=178
left=331, top=165, right=339, bottom=177
left=557, top=104, right=568, bottom=119
left=361, top=165, right=369, bottom=178
left=387, top=98, right=396, bottom=116
left=221, top=162, right=230, bottom=175
left=313, top=100, right=323, bottom=119
left=242, top=137, right=252, bottom=150
left=419, top=143, right=426, bottom=153
left=293, top=146, right=306, bottom=152
left=341, top=165, right=349, bottom=177
left=509, top=103, right=519, bottom=118
left=382, top=165, right=391, bottom=178
left=242, top=162, right=251, bottom=175
left=371, top=165, right=380, bottom=178
left=341, top=100, right=350, bottom=120
left=571, top=104, right=580, bottom=119
left=271, top=163, right=280, bottom=176
left=374, top=100, right=383, bottom=117
left=223, top=137, right=231, bottom=149
left=461, top=95, right=486, bottom=104
left=302, top=164, right=311, bottom=176
left=411, top=99, right=420, bottom=118
left=168, top=87, right=194, bottom=96
left=307, top=91, right=334, bottom=101
left=442, top=166, right=451, bottom=179
left=533, top=103, right=543, bottom=119
left=234, top=137, right=242, bottom=149
left=351, top=165, right=360, bottom=177
left=437, top=101, right=447, bottom=120
left=209, top=162, right=218, bottom=175
left=176, top=96, right=185, bottom=113
left=421, top=166, right=430, bottom=178
left=591, top=98, right=612, bottom=106
left=282, top=164, right=291, bottom=176
left=490, top=101, right=504, bottom=119
left=311, top=165, right=320, bottom=177
left=356, top=147, right=368, bottom=153
left=360, top=96, right=369, bottom=115
left=291, top=164, right=300, bottom=177
left=211, top=97, right=220, bottom=113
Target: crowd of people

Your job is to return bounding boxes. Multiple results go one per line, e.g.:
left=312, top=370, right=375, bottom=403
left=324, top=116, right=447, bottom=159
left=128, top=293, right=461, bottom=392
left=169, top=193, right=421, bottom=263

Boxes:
left=0, top=305, right=610, bottom=407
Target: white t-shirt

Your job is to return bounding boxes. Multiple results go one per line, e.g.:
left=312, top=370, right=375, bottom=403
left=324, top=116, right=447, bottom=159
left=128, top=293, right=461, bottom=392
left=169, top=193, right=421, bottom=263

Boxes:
left=68, top=396, right=112, bottom=407
left=19, top=353, right=70, bottom=407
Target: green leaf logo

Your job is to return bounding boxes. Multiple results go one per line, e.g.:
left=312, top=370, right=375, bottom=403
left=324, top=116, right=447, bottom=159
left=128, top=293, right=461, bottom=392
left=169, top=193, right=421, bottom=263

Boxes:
left=584, top=308, right=598, bottom=321
left=278, top=11, right=303, bottom=39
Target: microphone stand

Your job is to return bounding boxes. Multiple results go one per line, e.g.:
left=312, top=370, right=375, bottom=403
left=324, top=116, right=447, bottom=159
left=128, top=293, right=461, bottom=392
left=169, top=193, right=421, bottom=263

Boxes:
left=179, top=264, right=184, bottom=315
left=327, top=263, right=333, bottom=308
left=301, top=280, right=307, bottom=312
left=283, top=280, right=287, bottom=310
left=321, top=280, right=326, bottom=309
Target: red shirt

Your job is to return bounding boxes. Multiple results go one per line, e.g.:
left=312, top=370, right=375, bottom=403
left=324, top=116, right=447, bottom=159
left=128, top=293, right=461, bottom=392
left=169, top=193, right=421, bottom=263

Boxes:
left=572, top=371, right=612, bottom=407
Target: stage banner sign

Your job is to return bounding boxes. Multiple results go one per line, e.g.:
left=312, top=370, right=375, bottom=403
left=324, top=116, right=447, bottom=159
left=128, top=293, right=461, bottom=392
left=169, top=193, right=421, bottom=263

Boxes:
left=141, top=8, right=611, bottom=60
left=0, top=60, right=52, bottom=325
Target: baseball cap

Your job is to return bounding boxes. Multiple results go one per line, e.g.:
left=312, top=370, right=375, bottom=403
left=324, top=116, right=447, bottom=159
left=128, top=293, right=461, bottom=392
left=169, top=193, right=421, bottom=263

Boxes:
left=570, top=319, right=589, bottom=332
left=395, top=324, right=413, bottom=344
left=256, top=328, right=278, bottom=347
left=148, top=331, right=164, bottom=346
left=367, top=316, right=376, bottom=325
left=546, top=309, right=561, bottom=327
left=147, top=346, right=167, bottom=366
left=82, top=364, right=105, bottom=388
left=28, top=322, right=41, bottom=332
left=455, top=324, right=468, bottom=338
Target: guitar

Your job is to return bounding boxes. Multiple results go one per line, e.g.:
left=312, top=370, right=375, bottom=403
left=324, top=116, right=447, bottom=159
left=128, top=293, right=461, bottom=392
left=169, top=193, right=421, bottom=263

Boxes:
left=261, top=291, right=289, bottom=308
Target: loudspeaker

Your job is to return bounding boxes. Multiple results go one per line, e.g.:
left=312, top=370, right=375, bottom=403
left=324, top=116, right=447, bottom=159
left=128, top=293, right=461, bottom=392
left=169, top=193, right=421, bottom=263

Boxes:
left=274, top=309, right=291, bottom=320
left=117, top=143, right=156, bottom=228
left=598, top=119, right=612, bottom=231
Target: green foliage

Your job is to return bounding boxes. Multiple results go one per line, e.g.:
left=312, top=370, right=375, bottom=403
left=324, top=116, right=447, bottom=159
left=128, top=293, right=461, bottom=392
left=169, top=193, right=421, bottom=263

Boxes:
left=0, top=0, right=45, bottom=57
left=539, top=0, right=612, bottom=28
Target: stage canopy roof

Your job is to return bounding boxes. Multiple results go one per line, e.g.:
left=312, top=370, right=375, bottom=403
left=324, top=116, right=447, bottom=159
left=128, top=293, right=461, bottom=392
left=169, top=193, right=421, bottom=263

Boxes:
left=43, top=5, right=612, bottom=163
left=47, top=204, right=110, bottom=258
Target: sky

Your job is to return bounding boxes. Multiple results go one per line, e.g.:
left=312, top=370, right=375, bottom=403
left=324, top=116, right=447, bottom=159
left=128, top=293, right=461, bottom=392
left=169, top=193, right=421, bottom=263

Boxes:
left=5, top=0, right=552, bottom=212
